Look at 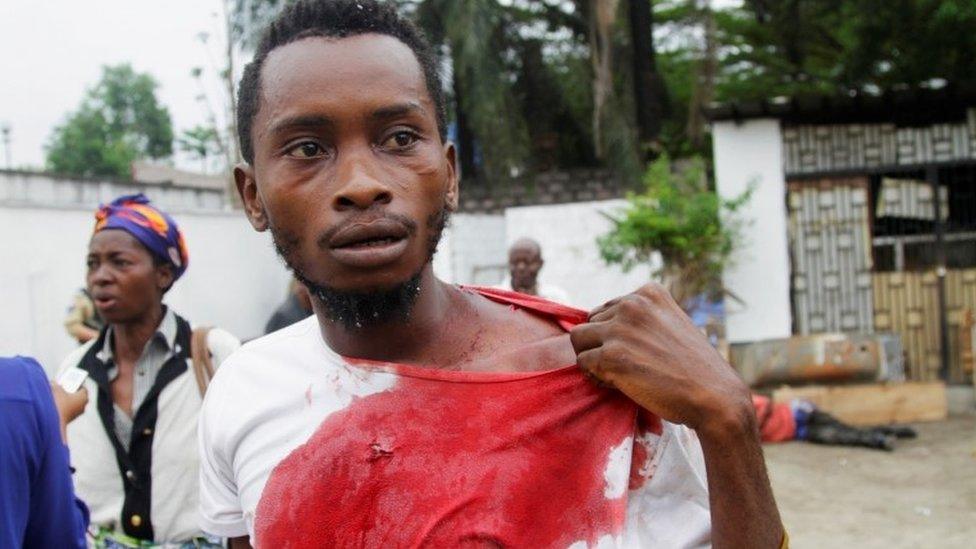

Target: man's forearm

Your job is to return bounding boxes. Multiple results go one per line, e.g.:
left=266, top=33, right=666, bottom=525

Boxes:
left=698, top=405, right=784, bottom=549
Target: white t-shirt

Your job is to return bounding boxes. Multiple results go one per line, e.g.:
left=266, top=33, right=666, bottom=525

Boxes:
left=199, top=290, right=711, bottom=548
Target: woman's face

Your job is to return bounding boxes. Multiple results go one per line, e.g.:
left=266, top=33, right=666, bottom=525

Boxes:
left=86, top=230, right=172, bottom=325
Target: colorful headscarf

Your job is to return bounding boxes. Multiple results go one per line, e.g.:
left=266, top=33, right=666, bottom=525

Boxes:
left=93, top=194, right=189, bottom=281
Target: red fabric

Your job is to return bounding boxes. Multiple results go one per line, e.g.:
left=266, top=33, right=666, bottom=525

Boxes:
left=253, top=288, right=660, bottom=548
left=752, top=395, right=796, bottom=443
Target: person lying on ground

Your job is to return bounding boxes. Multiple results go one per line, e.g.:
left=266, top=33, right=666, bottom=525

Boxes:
left=752, top=394, right=916, bottom=451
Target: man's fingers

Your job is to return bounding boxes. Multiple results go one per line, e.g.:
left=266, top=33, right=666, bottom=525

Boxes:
left=588, top=306, right=615, bottom=324
left=576, top=347, right=613, bottom=388
left=587, top=296, right=621, bottom=321
left=569, top=321, right=608, bottom=353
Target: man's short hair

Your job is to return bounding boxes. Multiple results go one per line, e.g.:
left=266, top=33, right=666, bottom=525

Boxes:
left=236, top=0, right=447, bottom=164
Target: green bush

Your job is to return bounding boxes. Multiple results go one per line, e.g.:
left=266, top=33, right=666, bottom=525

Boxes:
left=598, top=154, right=752, bottom=310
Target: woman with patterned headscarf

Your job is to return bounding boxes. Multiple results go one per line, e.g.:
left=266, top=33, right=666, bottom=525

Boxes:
left=56, top=194, right=240, bottom=547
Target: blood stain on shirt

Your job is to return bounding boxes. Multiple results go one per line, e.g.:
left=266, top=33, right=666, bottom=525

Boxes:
left=253, top=366, right=642, bottom=548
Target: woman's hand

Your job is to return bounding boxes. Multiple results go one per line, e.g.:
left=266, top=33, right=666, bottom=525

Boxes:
left=50, top=382, right=89, bottom=443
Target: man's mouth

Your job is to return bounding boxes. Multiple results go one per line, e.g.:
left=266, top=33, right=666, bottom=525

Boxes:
left=337, top=236, right=402, bottom=249
left=327, top=219, right=411, bottom=268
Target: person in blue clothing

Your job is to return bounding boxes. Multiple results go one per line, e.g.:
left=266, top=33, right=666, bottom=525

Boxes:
left=0, top=356, right=90, bottom=549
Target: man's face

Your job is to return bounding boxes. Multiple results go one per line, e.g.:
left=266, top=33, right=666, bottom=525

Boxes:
left=509, top=246, right=543, bottom=289
left=238, top=34, right=458, bottom=295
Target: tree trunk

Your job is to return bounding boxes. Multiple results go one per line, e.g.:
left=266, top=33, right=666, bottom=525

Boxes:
left=452, top=58, right=477, bottom=182
left=686, top=0, right=716, bottom=149
left=661, top=262, right=696, bottom=314
left=628, top=0, right=669, bottom=159
left=589, top=0, right=620, bottom=160
left=222, top=0, right=242, bottom=207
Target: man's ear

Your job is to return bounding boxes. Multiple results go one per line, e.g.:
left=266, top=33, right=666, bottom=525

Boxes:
left=443, top=141, right=460, bottom=212
left=235, top=163, right=269, bottom=232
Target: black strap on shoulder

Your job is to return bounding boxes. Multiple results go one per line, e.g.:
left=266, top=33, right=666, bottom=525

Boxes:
left=78, top=314, right=193, bottom=541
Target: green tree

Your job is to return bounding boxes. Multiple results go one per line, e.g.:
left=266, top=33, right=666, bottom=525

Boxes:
left=841, top=0, right=976, bottom=89
left=178, top=125, right=223, bottom=172
left=712, top=0, right=976, bottom=101
left=598, top=154, right=752, bottom=310
left=46, top=64, right=173, bottom=178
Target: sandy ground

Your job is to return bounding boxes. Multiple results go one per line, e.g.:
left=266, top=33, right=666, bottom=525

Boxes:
left=764, top=414, right=976, bottom=548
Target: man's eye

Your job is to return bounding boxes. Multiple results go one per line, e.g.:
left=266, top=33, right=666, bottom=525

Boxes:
left=286, top=142, right=324, bottom=159
left=385, top=131, right=418, bottom=149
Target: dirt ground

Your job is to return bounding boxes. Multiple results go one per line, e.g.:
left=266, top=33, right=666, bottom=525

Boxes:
left=764, top=414, right=976, bottom=548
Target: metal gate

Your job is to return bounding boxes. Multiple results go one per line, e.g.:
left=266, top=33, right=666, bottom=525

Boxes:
left=787, top=177, right=875, bottom=335
left=870, top=164, right=976, bottom=382
left=789, top=164, right=976, bottom=382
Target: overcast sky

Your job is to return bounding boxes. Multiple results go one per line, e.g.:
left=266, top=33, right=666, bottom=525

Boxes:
left=0, top=0, right=231, bottom=170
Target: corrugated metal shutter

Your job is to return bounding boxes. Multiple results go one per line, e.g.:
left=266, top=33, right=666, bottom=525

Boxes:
left=788, top=178, right=875, bottom=335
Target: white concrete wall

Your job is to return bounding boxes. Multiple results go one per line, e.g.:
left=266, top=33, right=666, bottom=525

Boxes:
left=0, top=170, right=227, bottom=212
left=712, top=119, right=792, bottom=343
left=0, top=205, right=291, bottom=374
left=433, top=213, right=508, bottom=286
left=504, top=200, right=656, bottom=310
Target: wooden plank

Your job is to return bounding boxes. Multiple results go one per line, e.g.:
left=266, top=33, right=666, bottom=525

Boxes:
left=772, top=382, right=947, bottom=426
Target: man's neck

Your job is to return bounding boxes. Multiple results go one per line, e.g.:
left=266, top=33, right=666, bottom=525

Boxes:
left=512, top=280, right=538, bottom=296
left=111, top=305, right=165, bottom=368
left=314, top=266, right=465, bottom=364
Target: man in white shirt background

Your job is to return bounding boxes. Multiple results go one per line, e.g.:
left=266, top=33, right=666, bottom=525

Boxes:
left=500, top=237, right=572, bottom=304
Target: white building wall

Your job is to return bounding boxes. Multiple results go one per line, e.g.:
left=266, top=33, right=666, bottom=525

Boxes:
left=712, top=119, right=792, bottom=343
left=0, top=170, right=227, bottom=212
left=504, top=200, right=656, bottom=310
left=434, top=213, right=508, bottom=286
left=0, top=204, right=290, bottom=373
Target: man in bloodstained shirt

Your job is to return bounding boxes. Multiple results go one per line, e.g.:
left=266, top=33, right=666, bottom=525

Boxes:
left=198, top=1, right=786, bottom=547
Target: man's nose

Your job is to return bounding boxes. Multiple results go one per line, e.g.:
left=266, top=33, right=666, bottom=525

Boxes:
left=332, top=150, right=393, bottom=211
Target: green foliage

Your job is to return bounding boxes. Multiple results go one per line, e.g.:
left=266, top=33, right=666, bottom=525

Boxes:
left=178, top=125, right=223, bottom=171
left=840, top=0, right=976, bottom=89
left=598, top=153, right=752, bottom=304
left=45, top=64, right=173, bottom=178
left=712, top=0, right=976, bottom=101
left=230, top=0, right=293, bottom=49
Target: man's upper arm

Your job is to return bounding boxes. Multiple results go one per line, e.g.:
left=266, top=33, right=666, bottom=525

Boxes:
left=197, top=375, right=248, bottom=538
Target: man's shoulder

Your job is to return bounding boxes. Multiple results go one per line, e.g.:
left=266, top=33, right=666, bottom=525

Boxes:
left=241, top=314, right=319, bottom=354
left=208, top=316, right=325, bottom=393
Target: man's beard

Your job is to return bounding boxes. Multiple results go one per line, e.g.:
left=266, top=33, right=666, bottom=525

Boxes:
left=271, top=207, right=449, bottom=331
